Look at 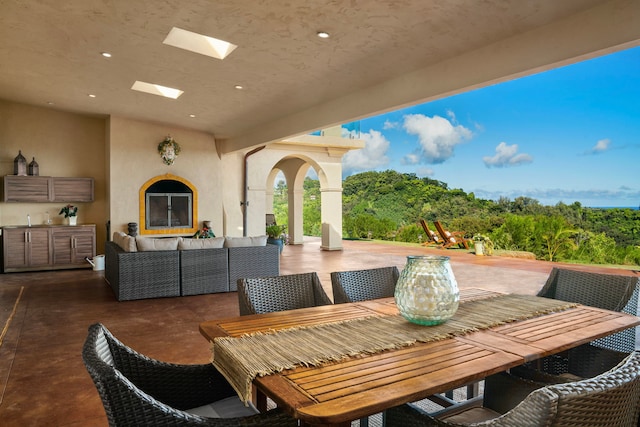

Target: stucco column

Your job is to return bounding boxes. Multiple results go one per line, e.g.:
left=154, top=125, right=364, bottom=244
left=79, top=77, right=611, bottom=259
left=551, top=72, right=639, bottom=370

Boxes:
left=288, top=187, right=304, bottom=245
left=320, top=187, right=343, bottom=251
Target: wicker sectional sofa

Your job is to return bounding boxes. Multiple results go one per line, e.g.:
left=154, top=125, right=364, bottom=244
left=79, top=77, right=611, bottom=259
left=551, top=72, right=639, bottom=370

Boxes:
left=104, top=234, right=280, bottom=301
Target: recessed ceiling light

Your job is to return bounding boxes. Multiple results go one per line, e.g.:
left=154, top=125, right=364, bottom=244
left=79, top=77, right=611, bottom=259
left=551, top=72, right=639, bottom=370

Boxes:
left=101, top=52, right=112, bottom=58
left=46, top=101, right=54, bottom=105
left=88, top=94, right=96, bottom=98
left=163, top=27, right=237, bottom=60
left=234, top=85, right=244, bottom=90
left=131, top=81, right=184, bottom=99
left=189, top=114, right=196, bottom=118
left=317, top=31, right=330, bottom=39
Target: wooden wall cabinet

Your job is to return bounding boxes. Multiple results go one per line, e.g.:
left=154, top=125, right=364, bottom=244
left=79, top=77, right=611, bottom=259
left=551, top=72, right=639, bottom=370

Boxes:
left=3, top=176, right=94, bottom=202
left=3, top=176, right=50, bottom=202
left=2, top=224, right=96, bottom=272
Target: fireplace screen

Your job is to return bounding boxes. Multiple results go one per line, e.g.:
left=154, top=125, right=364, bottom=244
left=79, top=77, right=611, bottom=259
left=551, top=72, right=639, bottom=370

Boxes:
left=145, top=179, right=193, bottom=230
left=146, top=193, right=192, bottom=229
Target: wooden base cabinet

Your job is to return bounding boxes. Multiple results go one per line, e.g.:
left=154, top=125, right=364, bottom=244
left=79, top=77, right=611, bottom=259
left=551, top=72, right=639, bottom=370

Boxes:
left=52, top=226, right=96, bottom=266
left=2, top=225, right=95, bottom=273
left=2, top=227, right=52, bottom=271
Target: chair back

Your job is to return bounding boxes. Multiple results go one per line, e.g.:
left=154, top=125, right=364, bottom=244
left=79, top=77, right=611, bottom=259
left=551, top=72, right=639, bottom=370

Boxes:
left=419, top=220, right=441, bottom=244
left=331, top=266, right=400, bottom=303
left=546, top=351, right=640, bottom=426
left=433, top=221, right=450, bottom=242
left=84, top=323, right=284, bottom=426
left=484, top=351, right=640, bottom=427
left=433, top=221, right=471, bottom=249
left=458, top=352, right=640, bottom=426
left=539, top=267, right=640, bottom=352
left=237, top=272, right=332, bottom=315
left=82, top=323, right=161, bottom=426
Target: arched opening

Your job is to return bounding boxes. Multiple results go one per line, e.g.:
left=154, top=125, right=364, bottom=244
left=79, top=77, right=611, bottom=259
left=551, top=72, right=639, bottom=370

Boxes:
left=266, top=156, right=325, bottom=246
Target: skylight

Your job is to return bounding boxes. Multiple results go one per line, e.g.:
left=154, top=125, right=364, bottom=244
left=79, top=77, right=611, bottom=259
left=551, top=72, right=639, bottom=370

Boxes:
left=131, top=81, right=184, bottom=99
left=163, top=27, right=237, bottom=60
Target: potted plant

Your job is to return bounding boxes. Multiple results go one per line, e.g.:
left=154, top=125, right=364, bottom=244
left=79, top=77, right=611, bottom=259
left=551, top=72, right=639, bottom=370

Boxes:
left=59, top=204, right=78, bottom=226
left=472, top=234, right=493, bottom=256
left=192, top=225, right=215, bottom=239
left=266, top=224, right=286, bottom=254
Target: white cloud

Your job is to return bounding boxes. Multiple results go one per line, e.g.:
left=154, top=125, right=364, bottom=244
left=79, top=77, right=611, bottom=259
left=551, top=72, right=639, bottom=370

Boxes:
left=383, top=120, right=399, bottom=130
left=446, top=109, right=456, bottom=123
left=403, top=114, right=472, bottom=164
left=483, top=142, right=533, bottom=168
left=590, top=138, right=611, bottom=154
left=401, top=153, right=420, bottom=165
left=342, top=129, right=390, bottom=175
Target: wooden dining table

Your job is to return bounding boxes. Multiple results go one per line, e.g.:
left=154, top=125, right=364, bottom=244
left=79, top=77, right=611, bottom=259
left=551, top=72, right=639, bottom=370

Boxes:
left=199, top=288, right=640, bottom=427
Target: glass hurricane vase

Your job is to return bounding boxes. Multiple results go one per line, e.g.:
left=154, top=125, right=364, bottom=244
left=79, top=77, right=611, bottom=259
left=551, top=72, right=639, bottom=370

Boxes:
left=395, top=255, right=459, bottom=326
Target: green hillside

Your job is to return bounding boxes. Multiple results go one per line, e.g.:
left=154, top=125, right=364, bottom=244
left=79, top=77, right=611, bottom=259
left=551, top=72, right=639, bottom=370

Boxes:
left=272, top=170, right=640, bottom=266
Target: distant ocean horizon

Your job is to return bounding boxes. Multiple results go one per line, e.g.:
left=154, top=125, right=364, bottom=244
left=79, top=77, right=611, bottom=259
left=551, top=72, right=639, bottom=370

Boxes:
left=587, top=206, right=639, bottom=210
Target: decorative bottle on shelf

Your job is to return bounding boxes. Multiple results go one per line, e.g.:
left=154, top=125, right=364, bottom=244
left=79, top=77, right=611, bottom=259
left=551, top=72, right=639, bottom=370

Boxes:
left=394, top=255, right=459, bottom=326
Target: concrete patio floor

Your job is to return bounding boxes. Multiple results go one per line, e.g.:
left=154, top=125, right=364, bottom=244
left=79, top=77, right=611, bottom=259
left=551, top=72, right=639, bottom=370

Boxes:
left=0, top=236, right=637, bottom=426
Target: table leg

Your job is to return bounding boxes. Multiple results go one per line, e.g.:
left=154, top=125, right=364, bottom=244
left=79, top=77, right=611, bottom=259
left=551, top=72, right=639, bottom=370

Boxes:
left=252, top=385, right=268, bottom=412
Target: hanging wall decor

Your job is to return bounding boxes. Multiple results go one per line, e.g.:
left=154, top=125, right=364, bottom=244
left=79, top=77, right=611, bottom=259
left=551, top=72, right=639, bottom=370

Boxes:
left=157, top=135, right=181, bottom=165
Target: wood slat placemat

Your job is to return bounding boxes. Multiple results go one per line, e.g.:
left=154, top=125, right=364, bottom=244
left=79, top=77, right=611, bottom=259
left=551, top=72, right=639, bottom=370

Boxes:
left=211, top=294, right=577, bottom=403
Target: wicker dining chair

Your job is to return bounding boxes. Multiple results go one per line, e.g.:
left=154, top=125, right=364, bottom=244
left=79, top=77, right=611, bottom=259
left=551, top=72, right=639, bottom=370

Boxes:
left=237, top=272, right=332, bottom=315
left=533, top=267, right=640, bottom=377
left=82, top=323, right=297, bottom=427
left=331, top=266, right=400, bottom=304
left=385, top=351, right=640, bottom=427
left=540, top=267, right=640, bottom=350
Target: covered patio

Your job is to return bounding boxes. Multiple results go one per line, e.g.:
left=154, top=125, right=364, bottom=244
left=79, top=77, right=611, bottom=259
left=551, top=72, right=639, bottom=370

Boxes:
left=1, top=237, right=636, bottom=426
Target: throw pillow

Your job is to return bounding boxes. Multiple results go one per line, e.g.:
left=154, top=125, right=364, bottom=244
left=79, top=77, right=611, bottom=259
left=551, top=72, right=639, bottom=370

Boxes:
left=178, top=237, right=225, bottom=250
left=136, top=236, right=180, bottom=251
left=112, top=231, right=125, bottom=249
left=112, top=231, right=137, bottom=252
left=224, top=235, right=268, bottom=248
left=122, top=235, right=137, bottom=252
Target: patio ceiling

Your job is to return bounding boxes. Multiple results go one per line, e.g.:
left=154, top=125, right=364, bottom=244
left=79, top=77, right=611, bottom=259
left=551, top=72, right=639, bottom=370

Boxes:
left=1, top=0, right=639, bottom=153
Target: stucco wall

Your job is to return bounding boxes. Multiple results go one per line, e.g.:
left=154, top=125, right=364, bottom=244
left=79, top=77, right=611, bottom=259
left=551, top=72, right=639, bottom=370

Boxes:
left=0, top=100, right=107, bottom=249
left=107, top=116, right=222, bottom=238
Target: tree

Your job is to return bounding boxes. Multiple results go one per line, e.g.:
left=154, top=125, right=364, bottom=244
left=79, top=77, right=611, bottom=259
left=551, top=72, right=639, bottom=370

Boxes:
left=535, top=215, right=578, bottom=262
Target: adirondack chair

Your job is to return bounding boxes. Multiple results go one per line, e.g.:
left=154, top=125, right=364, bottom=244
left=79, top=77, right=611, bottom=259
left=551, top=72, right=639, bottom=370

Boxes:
left=434, top=221, right=472, bottom=249
left=419, top=220, right=443, bottom=246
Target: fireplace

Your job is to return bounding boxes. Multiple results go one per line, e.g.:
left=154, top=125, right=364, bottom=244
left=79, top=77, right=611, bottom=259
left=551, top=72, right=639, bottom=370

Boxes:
left=139, top=174, right=198, bottom=235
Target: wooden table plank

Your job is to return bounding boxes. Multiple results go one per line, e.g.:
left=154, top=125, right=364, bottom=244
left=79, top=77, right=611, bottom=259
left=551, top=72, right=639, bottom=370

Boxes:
left=463, top=305, right=640, bottom=361
left=293, top=340, right=522, bottom=425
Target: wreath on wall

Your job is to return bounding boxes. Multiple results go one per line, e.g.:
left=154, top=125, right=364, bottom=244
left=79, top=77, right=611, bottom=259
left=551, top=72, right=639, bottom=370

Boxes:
left=158, top=135, right=181, bottom=165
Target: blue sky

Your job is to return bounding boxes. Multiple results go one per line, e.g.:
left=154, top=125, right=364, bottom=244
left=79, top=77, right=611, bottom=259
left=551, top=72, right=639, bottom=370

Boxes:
left=340, top=46, right=640, bottom=208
